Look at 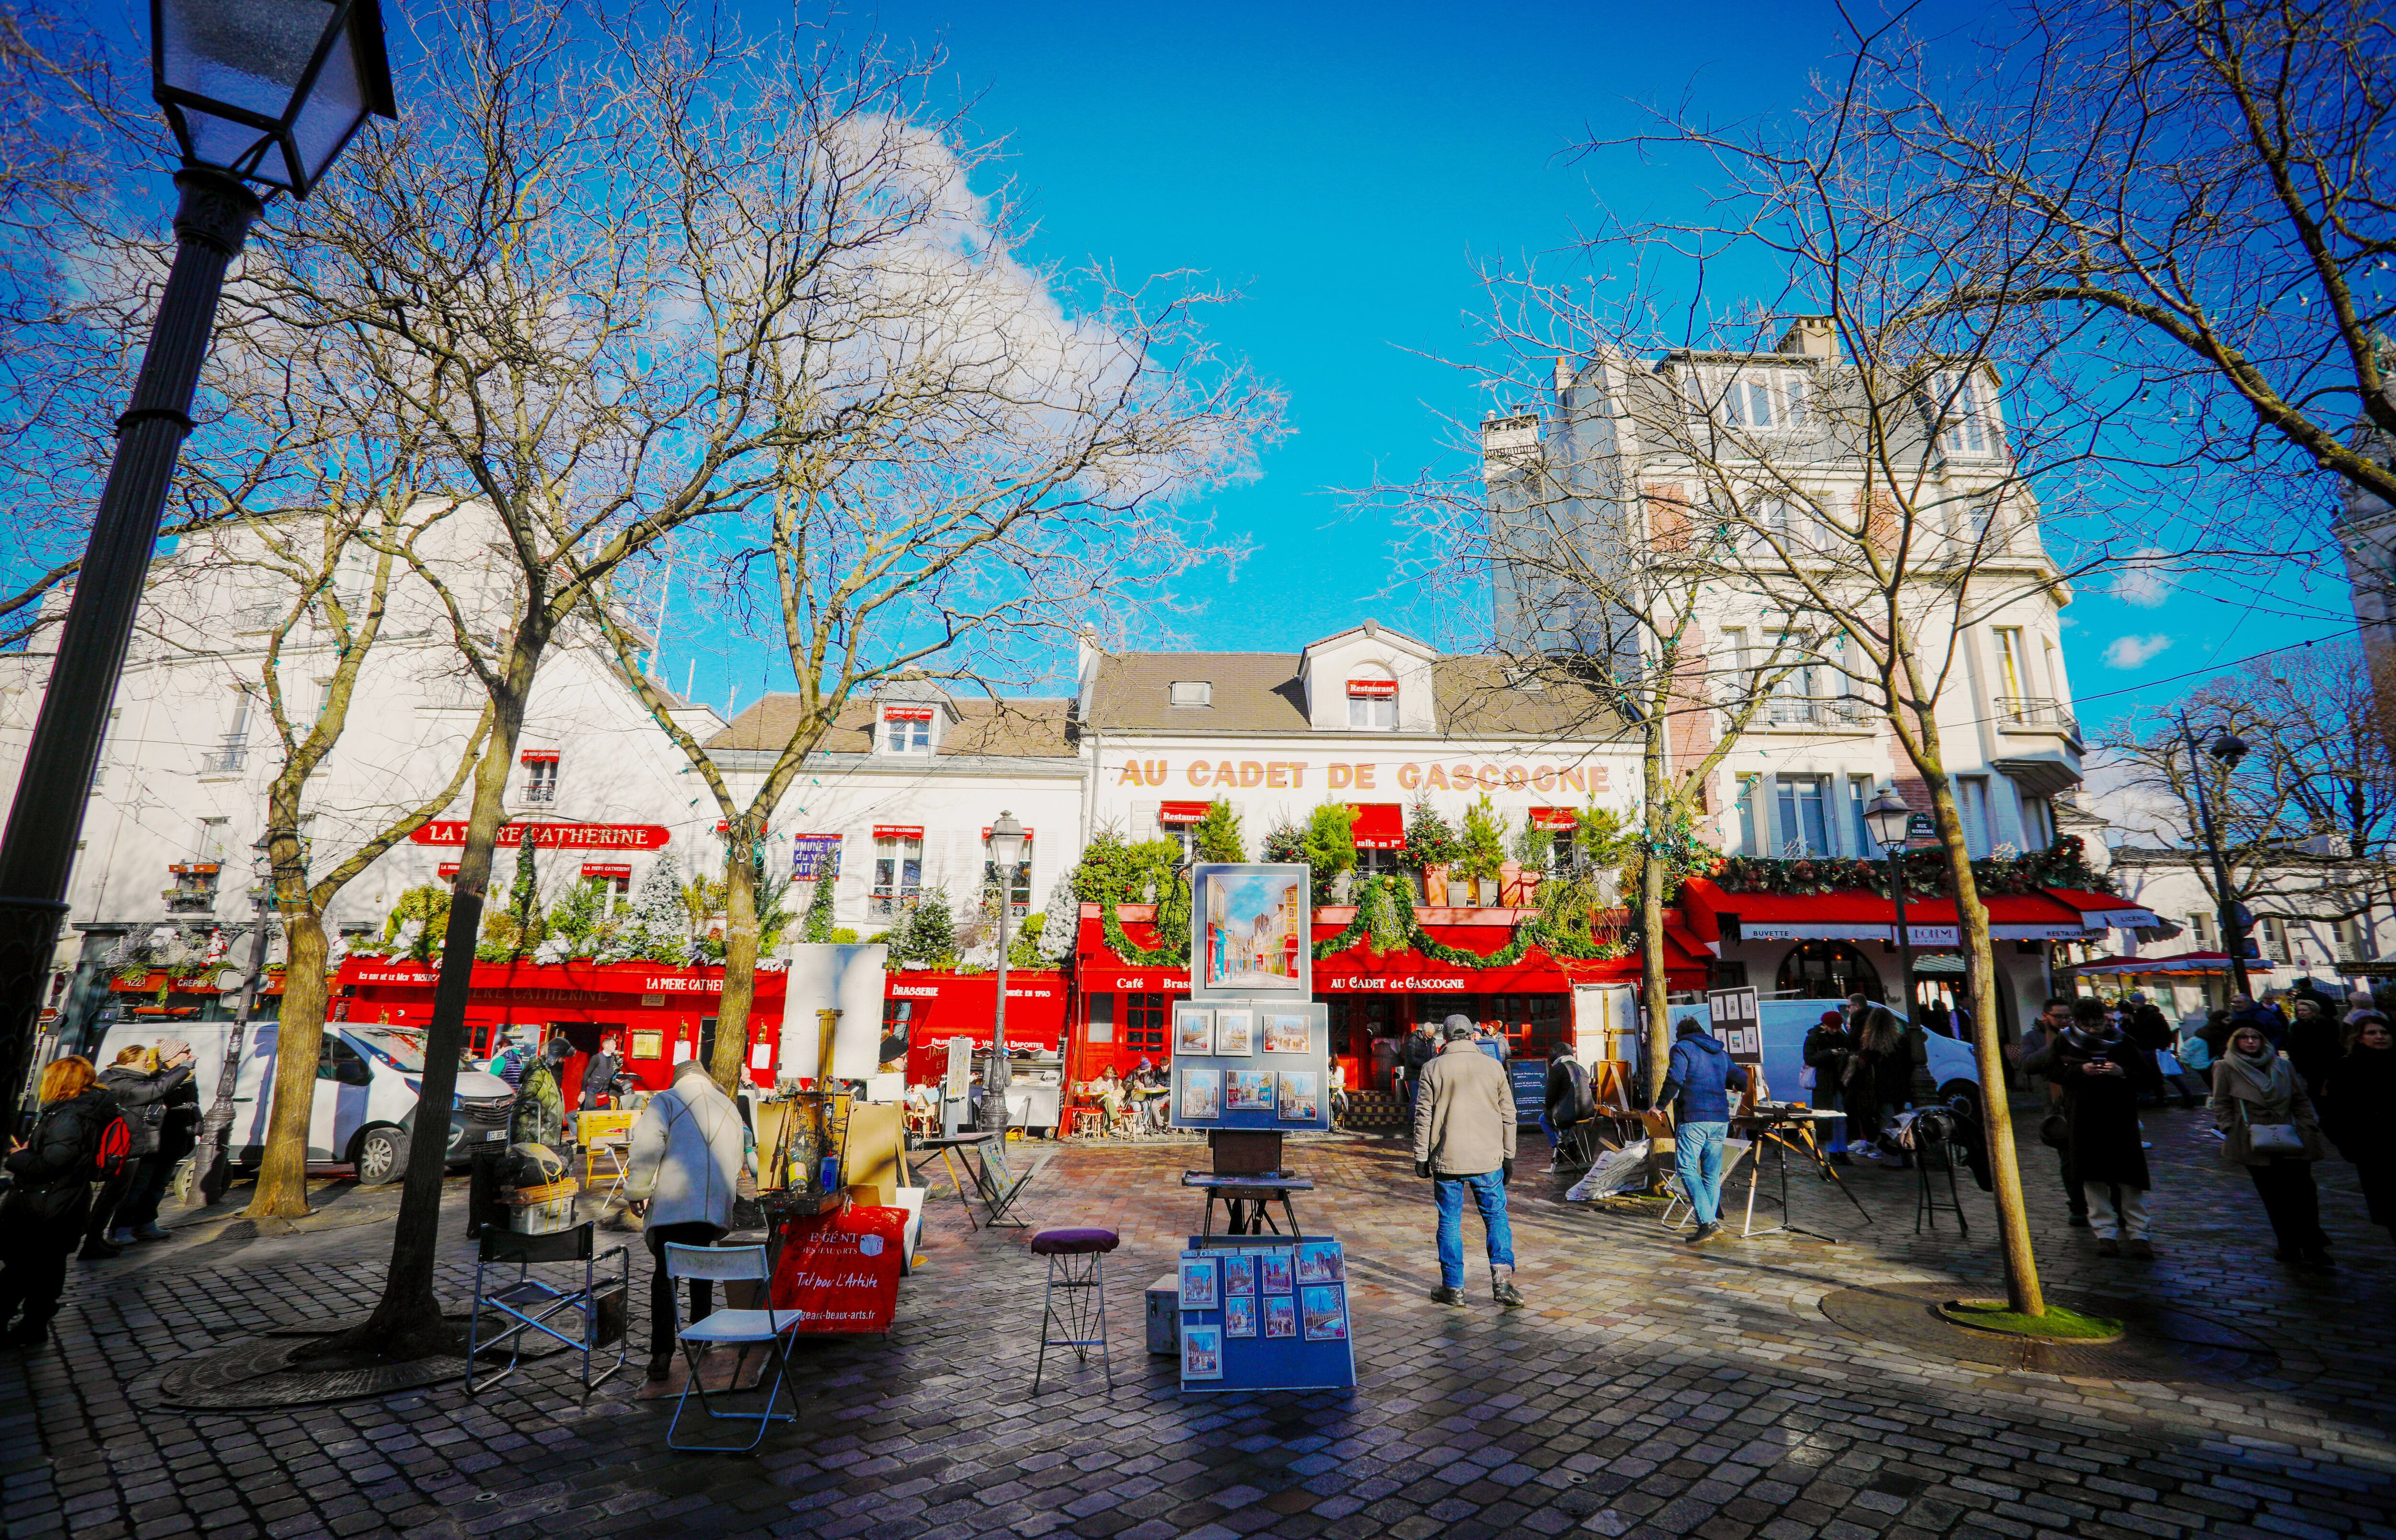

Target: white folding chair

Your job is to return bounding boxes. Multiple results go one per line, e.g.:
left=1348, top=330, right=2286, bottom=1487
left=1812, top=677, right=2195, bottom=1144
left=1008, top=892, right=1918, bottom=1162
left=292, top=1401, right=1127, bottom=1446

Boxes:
left=661, top=1242, right=805, bottom=1451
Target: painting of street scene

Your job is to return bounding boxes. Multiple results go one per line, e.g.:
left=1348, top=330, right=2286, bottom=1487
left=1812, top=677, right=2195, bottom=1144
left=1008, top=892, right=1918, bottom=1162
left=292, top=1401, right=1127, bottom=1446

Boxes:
left=1194, top=864, right=1308, bottom=996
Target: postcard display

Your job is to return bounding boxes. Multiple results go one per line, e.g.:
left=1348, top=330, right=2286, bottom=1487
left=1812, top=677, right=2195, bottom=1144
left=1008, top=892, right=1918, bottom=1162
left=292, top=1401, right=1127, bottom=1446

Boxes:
left=1172, top=864, right=1353, bottom=1391
left=1177, top=1238, right=1357, bottom=1392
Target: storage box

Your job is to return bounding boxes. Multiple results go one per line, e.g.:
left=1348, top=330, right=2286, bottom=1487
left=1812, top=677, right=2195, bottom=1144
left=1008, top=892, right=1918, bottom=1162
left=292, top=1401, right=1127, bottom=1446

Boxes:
left=1145, top=1274, right=1181, bottom=1356
left=508, top=1193, right=577, bottom=1234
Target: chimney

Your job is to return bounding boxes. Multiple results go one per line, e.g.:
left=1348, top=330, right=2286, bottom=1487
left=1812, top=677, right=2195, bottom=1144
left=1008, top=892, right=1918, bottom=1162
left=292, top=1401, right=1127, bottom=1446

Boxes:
left=1774, top=315, right=1839, bottom=359
left=1555, top=356, right=1576, bottom=397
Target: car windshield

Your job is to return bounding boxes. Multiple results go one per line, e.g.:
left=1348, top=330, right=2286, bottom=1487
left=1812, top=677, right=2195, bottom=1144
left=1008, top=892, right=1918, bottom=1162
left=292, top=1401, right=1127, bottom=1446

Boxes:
left=350, top=1030, right=426, bottom=1073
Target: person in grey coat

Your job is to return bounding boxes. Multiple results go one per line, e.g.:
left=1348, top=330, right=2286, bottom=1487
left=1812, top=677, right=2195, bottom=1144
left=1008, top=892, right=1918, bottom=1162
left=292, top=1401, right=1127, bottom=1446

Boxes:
left=1413, top=1016, right=1522, bottom=1309
left=92, top=1044, right=194, bottom=1250
left=626, top=1060, right=757, bottom=1379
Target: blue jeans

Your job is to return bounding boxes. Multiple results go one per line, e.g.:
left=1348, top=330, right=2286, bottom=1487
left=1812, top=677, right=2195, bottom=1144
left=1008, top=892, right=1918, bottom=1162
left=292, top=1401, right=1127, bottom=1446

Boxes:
left=1675, top=1121, right=1729, bottom=1227
left=1432, top=1171, right=1515, bottom=1289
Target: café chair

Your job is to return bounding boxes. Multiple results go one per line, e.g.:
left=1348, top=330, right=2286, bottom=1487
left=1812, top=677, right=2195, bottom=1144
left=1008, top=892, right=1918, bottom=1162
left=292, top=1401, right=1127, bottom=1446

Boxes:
left=1030, top=1227, right=1119, bottom=1393
left=661, top=1242, right=805, bottom=1452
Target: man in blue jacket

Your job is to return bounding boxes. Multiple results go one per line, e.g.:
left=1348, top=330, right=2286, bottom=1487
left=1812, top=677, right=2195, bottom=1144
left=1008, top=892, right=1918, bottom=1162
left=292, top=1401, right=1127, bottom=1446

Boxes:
left=1660, top=1017, right=1749, bottom=1244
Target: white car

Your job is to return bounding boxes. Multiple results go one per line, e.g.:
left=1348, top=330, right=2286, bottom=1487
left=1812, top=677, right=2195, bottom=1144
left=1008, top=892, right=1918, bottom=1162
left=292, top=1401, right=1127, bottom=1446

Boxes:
left=91, top=1022, right=514, bottom=1184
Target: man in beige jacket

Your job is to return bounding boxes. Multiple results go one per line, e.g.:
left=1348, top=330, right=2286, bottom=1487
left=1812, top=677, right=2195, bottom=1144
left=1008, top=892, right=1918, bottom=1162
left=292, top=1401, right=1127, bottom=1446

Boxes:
left=1413, top=1016, right=1522, bottom=1308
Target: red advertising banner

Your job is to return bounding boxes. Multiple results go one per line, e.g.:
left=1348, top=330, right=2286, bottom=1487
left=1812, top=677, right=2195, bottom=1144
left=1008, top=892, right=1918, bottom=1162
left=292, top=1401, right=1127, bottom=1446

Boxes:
left=769, top=1205, right=908, bottom=1333
left=407, top=822, right=669, bottom=850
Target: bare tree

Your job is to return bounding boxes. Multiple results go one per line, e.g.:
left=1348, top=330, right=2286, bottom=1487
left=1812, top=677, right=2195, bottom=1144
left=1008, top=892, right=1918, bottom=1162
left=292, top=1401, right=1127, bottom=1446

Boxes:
left=240, top=0, right=1012, bottom=1359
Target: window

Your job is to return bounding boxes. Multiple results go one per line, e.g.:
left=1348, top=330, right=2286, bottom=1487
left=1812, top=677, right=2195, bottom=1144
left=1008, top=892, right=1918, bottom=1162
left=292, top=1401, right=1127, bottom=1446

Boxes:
left=1722, top=376, right=1777, bottom=428
left=1719, top=628, right=1751, bottom=700
left=1957, top=776, right=1991, bottom=858
left=1848, top=775, right=1876, bottom=855
left=1994, top=628, right=2027, bottom=700
left=984, top=831, right=1032, bottom=916
left=1775, top=776, right=1830, bottom=856
left=521, top=756, right=558, bottom=804
left=197, top=817, right=230, bottom=863
left=1085, top=993, right=1115, bottom=1044
left=1123, top=992, right=1168, bottom=1053
left=871, top=833, right=923, bottom=917
left=1734, top=773, right=1763, bottom=857
left=1775, top=942, right=1884, bottom=1002
left=205, top=691, right=251, bottom=774
left=1782, top=376, right=1808, bottom=425
left=1347, top=677, right=1397, bottom=729
left=1940, top=372, right=1990, bottom=454
left=881, top=709, right=933, bottom=753
left=1168, top=681, right=1211, bottom=708
left=318, top=1036, right=372, bottom=1087
left=2335, top=917, right=2368, bottom=963
left=2187, top=912, right=2217, bottom=950
left=2022, top=795, right=2054, bottom=850
left=313, top=678, right=336, bottom=725
left=2257, top=917, right=2290, bottom=963
left=1767, top=637, right=1818, bottom=725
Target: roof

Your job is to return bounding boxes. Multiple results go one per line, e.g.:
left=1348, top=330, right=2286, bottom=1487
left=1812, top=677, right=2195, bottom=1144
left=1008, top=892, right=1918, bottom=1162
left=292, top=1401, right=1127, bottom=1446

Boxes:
left=1083, top=651, right=1627, bottom=739
left=702, top=695, right=1077, bottom=758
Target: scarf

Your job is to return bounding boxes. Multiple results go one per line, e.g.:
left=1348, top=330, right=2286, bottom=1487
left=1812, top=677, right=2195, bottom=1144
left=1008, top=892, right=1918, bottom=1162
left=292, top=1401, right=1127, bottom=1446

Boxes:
left=2216, top=1044, right=2292, bottom=1105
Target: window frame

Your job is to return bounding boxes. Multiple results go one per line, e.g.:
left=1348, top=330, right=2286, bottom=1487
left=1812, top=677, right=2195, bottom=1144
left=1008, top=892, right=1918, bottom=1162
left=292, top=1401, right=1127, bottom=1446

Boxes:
left=871, top=833, right=924, bottom=916
left=521, top=756, right=559, bottom=804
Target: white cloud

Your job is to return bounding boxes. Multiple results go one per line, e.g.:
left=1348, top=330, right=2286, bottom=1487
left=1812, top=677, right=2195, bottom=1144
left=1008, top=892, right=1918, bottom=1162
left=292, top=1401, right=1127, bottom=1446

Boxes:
left=2103, top=633, right=2173, bottom=669
left=2113, top=548, right=2173, bottom=609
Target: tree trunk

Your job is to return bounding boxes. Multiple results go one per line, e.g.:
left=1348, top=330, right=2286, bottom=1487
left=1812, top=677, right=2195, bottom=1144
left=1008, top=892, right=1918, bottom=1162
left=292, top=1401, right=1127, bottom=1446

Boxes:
left=1915, top=741, right=2047, bottom=1318
left=321, top=669, right=530, bottom=1362
left=1640, top=718, right=1672, bottom=1106
left=711, top=831, right=760, bottom=1093
left=244, top=910, right=329, bottom=1218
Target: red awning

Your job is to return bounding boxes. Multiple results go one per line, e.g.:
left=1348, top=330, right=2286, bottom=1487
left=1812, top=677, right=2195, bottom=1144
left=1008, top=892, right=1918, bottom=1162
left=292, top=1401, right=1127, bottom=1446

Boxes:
left=1347, top=678, right=1397, bottom=697
left=1528, top=807, right=1579, bottom=831
left=519, top=749, right=560, bottom=764
left=582, top=862, right=631, bottom=879
left=1158, top=801, right=1210, bottom=825
left=2064, top=952, right=2274, bottom=977
left=871, top=825, right=923, bottom=840
left=1350, top=803, right=1404, bottom=850
left=2042, top=887, right=2161, bottom=931
left=882, top=706, right=934, bottom=722
left=979, top=826, right=1035, bottom=840
left=1679, top=878, right=2097, bottom=944
left=438, top=862, right=460, bottom=880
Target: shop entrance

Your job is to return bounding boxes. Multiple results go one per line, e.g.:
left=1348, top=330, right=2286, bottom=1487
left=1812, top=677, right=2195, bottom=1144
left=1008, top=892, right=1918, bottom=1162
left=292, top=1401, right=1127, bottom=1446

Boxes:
left=1775, top=942, right=1886, bottom=1001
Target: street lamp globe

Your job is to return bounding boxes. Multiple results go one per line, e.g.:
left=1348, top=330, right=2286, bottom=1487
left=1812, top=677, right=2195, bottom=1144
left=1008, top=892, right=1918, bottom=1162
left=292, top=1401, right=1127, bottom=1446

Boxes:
left=988, top=810, right=1026, bottom=872
left=152, top=0, right=395, bottom=196
left=1862, top=788, right=1913, bottom=850
left=2208, top=730, right=2250, bottom=770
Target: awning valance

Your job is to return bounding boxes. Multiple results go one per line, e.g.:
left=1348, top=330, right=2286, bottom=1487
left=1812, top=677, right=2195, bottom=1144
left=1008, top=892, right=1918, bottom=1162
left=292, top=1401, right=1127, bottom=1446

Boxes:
left=2062, top=952, right=2275, bottom=977
left=1349, top=803, right=1405, bottom=850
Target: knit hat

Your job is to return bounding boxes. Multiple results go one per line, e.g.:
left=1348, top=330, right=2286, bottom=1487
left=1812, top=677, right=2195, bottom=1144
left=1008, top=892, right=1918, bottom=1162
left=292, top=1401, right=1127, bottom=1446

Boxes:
left=1818, top=1011, right=1842, bottom=1026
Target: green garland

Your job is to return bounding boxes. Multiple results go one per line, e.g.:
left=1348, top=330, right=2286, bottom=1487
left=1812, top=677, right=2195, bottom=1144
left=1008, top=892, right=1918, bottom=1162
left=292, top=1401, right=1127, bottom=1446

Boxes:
left=1099, top=872, right=1195, bottom=967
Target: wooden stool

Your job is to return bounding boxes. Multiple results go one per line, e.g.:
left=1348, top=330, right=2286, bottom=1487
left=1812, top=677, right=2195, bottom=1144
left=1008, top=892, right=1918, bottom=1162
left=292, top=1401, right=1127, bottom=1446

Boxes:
left=1072, top=1108, right=1102, bottom=1140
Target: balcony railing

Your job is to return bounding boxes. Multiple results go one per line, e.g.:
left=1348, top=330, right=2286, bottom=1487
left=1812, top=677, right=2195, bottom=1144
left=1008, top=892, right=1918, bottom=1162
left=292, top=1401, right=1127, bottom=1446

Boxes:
left=1995, top=696, right=2082, bottom=743
left=1763, top=697, right=1878, bottom=729
left=867, top=890, right=922, bottom=919
left=200, top=744, right=247, bottom=774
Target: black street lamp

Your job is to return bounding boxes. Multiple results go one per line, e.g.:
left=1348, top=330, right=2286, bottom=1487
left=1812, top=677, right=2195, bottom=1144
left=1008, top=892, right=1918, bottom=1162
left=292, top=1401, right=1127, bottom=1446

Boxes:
left=2180, top=713, right=2254, bottom=998
left=1862, top=788, right=1918, bottom=1024
left=974, top=811, right=1027, bottom=1132
left=0, top=1, right=394, bottom=1120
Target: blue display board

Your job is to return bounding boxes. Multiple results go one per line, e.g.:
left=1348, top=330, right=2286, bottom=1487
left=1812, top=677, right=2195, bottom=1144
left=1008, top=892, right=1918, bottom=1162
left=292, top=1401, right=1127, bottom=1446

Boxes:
left=1168, top=1000, right=1332, bottom=1133
left=1509, top=1058, right=1548, bottom=1125
left=1177, top=1235, right=1356, bottom=1392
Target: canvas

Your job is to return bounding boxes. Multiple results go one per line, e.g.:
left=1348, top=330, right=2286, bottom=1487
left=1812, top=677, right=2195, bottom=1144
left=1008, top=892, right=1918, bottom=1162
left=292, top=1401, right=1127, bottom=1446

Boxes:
left=1221, top=1254, right=1256, bottom=1296
left=1263, top=1295, right=1297, bottom=1338
left=1174, top=1005, right=1214, bottom=1056
left=1301, top=1285, right=1348, bottom=1341
left=1277, top=1071, right=1319, bottom=1122
left=1296, top=1240, right=1344, bottom=1286
left=1224, top=1296, right=1257, bottom=1338
left=1191, top=864, right=1310, bottom=1000
left=1178, top=1255, right=1219, bottom=1311
left=1214, top=1008, right=1256, bottom=1056
left=1182, top=1323, right=1224, bottom=1380
left=1227, top=1070, right=1276, bottom=1112
left=1262, top=1013, right=1311, bottom=1053
left=1177, top=1066, right=1221, bottom=1120
left=1258, top=1252, right=1294, bottom=1295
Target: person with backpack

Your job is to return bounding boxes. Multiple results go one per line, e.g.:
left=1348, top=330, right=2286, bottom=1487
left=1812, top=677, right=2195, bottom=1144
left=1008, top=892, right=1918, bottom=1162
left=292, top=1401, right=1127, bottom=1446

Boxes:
left=1542, top=1045, right=1594, bottom=1170
left=94, top=1043, right=195, bottom=1247
left=1, top=1057, right=128, bottom=1346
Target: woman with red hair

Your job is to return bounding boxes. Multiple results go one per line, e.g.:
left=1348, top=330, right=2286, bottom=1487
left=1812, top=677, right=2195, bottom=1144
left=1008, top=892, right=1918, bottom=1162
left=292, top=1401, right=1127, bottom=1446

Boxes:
left=0, top=1056, right=121, bottom=1347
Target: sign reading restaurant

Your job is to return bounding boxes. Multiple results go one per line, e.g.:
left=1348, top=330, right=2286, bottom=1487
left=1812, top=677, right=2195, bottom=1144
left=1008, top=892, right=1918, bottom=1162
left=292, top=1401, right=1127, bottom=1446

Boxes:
left=407, top=821, right=671, bottom=850
left=1114, top=757, right=1612, bottom=793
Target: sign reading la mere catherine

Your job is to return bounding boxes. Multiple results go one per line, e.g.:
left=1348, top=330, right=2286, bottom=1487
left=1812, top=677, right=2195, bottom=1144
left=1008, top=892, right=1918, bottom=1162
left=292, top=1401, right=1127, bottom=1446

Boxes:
left=1114, top=757, right=1613, bottom=793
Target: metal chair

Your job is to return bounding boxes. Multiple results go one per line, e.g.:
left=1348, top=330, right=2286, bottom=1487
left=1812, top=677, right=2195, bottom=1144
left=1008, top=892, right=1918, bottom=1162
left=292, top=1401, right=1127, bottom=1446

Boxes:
left=661, top=1242, right=805, bottom=1452
left=1030, top=1227, right=1119, bottom=1393
left=466, top=1221, right=628, bottom=1399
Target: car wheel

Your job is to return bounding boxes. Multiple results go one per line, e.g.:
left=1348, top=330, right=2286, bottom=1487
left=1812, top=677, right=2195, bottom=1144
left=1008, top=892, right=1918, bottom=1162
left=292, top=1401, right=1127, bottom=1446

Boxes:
left=1938, top=1079, right=1982, bottom=1124
left=353, top=1126, right=409, bottom=1186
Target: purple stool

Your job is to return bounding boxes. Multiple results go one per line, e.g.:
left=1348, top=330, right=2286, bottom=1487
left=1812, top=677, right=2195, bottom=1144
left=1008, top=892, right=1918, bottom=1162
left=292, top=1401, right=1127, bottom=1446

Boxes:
left=1030, top=1228, right=1119, bottom=1392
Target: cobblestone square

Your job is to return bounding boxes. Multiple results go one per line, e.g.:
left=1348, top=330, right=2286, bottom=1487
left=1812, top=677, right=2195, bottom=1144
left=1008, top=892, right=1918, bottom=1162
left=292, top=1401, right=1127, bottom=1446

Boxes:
left=5, top=1108, right=2392, bottom=1540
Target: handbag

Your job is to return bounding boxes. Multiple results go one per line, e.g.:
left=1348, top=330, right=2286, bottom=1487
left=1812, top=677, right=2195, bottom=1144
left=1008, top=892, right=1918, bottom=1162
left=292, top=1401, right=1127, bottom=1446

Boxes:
left=1798, top=1065, right=1817, bottom=1090
left=2238, top=1101, right=2305, bottom=1156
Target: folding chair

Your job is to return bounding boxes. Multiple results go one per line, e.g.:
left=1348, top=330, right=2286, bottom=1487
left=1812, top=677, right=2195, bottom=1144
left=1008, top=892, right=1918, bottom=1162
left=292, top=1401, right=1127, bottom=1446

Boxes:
left=660, top=1242, right=805, bottom=1452
left=466, top=1222, right=629, bottom=1399
left=976, top=1145, right=1053, bottom=1230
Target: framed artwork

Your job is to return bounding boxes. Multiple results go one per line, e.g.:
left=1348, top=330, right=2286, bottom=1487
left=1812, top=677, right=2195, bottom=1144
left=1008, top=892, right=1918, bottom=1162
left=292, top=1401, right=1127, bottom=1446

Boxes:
left=1221, top=1254, right=1256, bottom=1297
left=1226, top=1070, right=1276, bottom=1112
left=1258, top=1252, right=1294, bottom=1295
left=1182, top=1323, right=1223, bottom=1380
left=1263, top=1295, right=1297, bottom=1338
left=1223, top=1296, right=1257, bottom=1338
left=629, top=1030, right=664, bottom=1061
left=1190, top=864, right=1311, bottom=1001
left=1213, top=1008, right=1256, bottom=1056
left=1301, top=1286, right=1348, bottom=1341
left=1261, top=1013, right=1311, bottom=1053
left=1177, top=1066, right=1221, bottom=1121
left=1276, top=1071, right=1318, bottom=1122
left=1296, top=1240, right=1345, bottom=1286
left=1178, top=1255, right=1219, bottom=1311
left=1174, top=1005, right=1215, bottom=1056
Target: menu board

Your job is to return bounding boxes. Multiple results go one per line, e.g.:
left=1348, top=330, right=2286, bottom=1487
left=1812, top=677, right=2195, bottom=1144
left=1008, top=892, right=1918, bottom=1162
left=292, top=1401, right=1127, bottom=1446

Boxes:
left=1177, top=1235, right=1356, bottom=1392
left=1168, top=1000, right=1332, bottom=1133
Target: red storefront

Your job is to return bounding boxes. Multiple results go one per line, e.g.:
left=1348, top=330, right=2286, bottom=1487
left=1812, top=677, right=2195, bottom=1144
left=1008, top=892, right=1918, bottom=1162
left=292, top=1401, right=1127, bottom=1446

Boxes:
left=880, top=969, right=1070, bottom=1083
left=1072, top=902, right=1712, bottom=1094
left=332, top=957, right=790, bottom=1092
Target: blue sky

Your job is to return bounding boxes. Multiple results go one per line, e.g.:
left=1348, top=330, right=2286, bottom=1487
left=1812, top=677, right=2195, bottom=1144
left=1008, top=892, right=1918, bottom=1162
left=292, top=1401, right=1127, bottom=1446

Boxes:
left=611, top=3, right=2362, bottom=734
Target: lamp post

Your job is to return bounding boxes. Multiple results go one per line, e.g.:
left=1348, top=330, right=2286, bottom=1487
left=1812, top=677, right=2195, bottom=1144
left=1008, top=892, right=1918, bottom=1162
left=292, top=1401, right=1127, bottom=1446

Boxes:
left=2179, top=713, right=2254, bottom=997
left=187, top=836, right=275, bottom=1206
left=1862, top=789, right=1918, bottom=1024
left=0, top=0, right=394, bottom=1119
left=975, top=811, right=1026, bottom=1132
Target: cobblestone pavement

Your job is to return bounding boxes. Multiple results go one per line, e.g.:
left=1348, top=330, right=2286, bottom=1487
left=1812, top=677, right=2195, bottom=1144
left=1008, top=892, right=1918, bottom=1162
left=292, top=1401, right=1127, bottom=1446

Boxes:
left=5, top=1102, right=2393, bottom=1540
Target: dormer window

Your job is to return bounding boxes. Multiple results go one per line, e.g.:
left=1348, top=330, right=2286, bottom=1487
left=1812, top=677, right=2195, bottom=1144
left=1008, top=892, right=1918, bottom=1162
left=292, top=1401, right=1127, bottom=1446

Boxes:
left=1168, top=680, right=1211, bottom=708
left=881, top=706, right=933, bottom=753
left=1347, top=677, right=1397, bottom=730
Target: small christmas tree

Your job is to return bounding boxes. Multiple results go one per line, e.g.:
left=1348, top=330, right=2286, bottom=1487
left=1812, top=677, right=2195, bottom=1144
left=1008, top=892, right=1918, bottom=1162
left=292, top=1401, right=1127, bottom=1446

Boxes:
left=801, top=873, right=836, bottom=943
left=896, top=889, right=956, bottom=967
left=1035, top=875, right=1078, bottom=965
left=625, top=855, right=686, bottom=960
left=1192, top=798, right=1246, bottom=863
